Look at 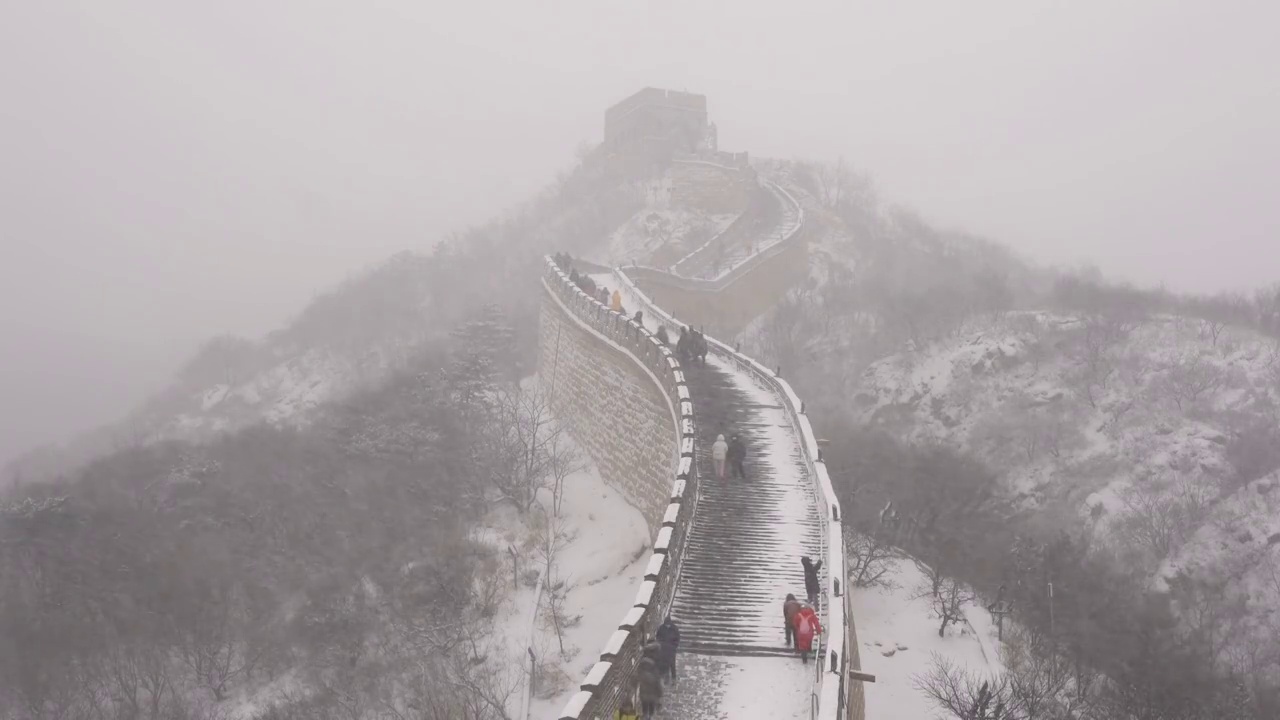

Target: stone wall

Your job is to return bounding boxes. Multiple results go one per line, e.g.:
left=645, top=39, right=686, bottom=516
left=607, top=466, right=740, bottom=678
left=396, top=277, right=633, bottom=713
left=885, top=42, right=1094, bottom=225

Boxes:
left=630, top=233, right=808, bottom=342
left=538, top=291, right=677, bottom=532
left=668, top=160, right=756, bottom=215
left=604, top=87, right=708, bottom=151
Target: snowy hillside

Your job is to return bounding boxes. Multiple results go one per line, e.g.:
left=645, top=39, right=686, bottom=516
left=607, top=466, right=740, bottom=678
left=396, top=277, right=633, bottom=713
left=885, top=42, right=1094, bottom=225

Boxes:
left=853, top=556, right=1003, bottom=720
left=856, top=311, right=1280, bottom=661
left=584, top=174, right=740, bottom=269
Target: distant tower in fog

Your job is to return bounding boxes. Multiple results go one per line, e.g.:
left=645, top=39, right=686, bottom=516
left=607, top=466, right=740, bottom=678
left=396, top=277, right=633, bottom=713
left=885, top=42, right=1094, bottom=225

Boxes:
left=603, top=88, right=713, bottom=154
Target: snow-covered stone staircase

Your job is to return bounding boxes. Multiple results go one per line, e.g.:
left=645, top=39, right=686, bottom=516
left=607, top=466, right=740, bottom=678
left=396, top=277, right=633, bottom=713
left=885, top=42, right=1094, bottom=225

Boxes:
left=649, top=357, right=824, bottom=719
left=668, top=359, right=824, bottom=657
left=670, top=183, right=801, bottom=282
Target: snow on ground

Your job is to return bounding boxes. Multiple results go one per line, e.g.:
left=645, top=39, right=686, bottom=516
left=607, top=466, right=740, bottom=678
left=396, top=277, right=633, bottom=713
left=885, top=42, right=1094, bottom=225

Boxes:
left=852, top=557, right=1001, bottom=720
left=671, top=654, right=815, bottom=720
left=201, top=384, right=230, bottom=410
left=583, top=175, right=738, bottom=268
left=482, top=426, right=652, bottom=719
left=851, top=313, right=1280, bottom=664
left=858, top=313, right=1280, bottom=542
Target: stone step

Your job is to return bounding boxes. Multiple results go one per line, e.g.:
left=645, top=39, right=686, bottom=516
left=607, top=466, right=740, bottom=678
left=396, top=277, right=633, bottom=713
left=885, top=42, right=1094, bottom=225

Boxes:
left=664, top=359, right=823, bottom=671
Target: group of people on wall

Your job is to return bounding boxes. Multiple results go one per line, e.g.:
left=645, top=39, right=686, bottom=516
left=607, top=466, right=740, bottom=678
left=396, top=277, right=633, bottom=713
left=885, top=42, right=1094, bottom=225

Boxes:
left=553, top=252, right=708, bottom=368
left=552, top=253, right=828, bottom=717
left=622, top=615, right=681, bottom=719
left=787, top=555, right=826, bottom=662
left=613, top=559, right=826, bottom=719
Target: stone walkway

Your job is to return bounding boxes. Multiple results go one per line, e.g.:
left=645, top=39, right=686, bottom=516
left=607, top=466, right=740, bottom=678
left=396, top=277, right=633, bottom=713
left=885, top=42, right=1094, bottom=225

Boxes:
left=669, top=183, right=800, bottom=282
left=595, top=272, right=824, bottom=719
left=652, top=357, right=823, bottom=718
left=655, top=653, right=816, bottom=720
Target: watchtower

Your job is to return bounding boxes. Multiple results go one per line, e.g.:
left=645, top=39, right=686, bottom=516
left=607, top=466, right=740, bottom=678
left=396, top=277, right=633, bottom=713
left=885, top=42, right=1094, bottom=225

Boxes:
left=603, top=88, right=712, bottom=154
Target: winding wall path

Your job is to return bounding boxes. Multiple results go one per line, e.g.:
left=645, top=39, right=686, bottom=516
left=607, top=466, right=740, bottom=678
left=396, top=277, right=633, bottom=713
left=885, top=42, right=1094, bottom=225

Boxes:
left=548, top=177, right=864, bottom=720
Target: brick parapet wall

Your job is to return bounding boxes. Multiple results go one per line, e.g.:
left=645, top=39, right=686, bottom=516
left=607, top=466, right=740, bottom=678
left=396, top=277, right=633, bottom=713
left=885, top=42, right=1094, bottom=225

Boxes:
left=614, top=267, right=866, bottom=720
left=628, top=234, right=808, bottom=341
left=667, top=159, right=755, bottom=215
left=539, top=258, right=700, bottom=720
left=538, top=302, right=674, bottom=529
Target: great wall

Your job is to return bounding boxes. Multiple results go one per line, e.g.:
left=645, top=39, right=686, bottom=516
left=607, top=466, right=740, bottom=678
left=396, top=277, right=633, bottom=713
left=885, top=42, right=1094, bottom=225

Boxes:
left=538, top=87, right=865, bottom=720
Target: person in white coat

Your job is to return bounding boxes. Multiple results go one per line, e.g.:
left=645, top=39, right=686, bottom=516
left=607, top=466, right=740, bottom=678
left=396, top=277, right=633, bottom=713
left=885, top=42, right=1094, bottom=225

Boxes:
left=712, top=434, right=729, bottom=481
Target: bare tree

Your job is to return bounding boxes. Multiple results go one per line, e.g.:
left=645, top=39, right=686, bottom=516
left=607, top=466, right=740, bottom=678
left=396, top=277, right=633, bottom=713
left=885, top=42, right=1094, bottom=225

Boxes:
left=915, top=654, right=1015, bottom=719
left=547, top=431, right=583, bottom=518
left=1068, top=317, right=1121, bottom=409
left=101, top=640, right=175, bottom=720
left=971, top=393, right=1081, bottom=467
left=1116, top=473, right=1215, bottom=562
left=1168, top=572, right=1249, bottom=667
left=485, top=382, right=567, bottom=514
left=847, top=533, right=898, bottom=589
left=1155, top=353, right=1225, bottom=413
left=529, top=498, right=580, bottom=661
left=1201, top=318, right=1228, bottom=347
left=816, top=156, right=852, bottom=209
left=541, top=574, right=579, bottom=660
left=914, top=560, right=977, bottom=638
left=178, top=585, right=260, bottom=702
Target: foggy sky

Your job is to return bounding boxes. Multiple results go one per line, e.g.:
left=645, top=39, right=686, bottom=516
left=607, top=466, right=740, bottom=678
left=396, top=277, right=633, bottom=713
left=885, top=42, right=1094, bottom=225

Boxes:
left=2, top=1, right=1278, bottom=465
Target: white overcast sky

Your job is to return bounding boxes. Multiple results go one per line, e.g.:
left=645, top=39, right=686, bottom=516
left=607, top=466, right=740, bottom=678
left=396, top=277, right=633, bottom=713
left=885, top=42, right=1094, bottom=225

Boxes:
left=2, top=1, right=1278, bottom=464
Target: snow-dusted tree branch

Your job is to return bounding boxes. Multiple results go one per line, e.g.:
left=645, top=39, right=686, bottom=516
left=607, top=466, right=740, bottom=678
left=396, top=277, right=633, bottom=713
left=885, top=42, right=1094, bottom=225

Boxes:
left=913, top=560, right=977, bottom=638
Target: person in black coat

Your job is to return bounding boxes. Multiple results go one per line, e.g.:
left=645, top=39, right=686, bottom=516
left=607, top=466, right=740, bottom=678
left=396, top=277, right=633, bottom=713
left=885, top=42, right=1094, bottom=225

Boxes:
left=655, top=325, right=669, bottom=345
left=727, top=434, right=746, bottom=480
left=655, top=616, right=680, bottom=682
left=801, top=556, right=823, bottom=606
left=692, top=330, right=708, bottom=366
left=675, top=327, right=691, bottom=364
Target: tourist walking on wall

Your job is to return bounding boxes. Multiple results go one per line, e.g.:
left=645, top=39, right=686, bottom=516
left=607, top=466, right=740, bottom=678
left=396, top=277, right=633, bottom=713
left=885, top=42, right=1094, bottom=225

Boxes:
left=782, top=593, right=802, bottom=650
left=727, top=434, right=747, bottom=480
left=655, top=325, right=669, bottom=345
left=643, top=638, right=661, bottom=662
left=611, top=289, right=624, bottom=313
left=792, top=602, right=822, bottom=663
left=801, top=556, right=823, bottom=606
left=656, top=616, right=681, bottom=682
left=711, top=434, right=729, bottom=481
left=637, top=653, right=663, bottom=716
left=692, top=329, right=708, bottom=366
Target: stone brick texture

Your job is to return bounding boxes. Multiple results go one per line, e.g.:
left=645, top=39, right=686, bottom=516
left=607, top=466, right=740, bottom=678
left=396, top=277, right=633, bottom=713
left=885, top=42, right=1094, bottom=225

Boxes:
left=632, top=234, right=808, bottom=342
left=668, top=161, right=755, bottom=215
left=538, top=296, right=678, bottom=534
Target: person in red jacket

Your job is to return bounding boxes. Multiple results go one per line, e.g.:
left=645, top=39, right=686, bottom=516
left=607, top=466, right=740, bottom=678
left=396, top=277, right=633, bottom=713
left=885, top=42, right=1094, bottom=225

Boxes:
left=792, top=603, right=823, bottom=663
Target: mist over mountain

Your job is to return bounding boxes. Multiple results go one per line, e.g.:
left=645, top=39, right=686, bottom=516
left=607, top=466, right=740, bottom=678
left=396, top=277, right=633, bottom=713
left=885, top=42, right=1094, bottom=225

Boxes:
left=4, top=1, right=1280, bottom=469
left=3, top=3, right=1280, bottom=718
